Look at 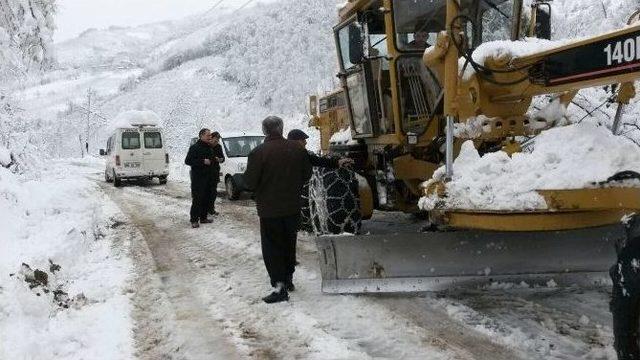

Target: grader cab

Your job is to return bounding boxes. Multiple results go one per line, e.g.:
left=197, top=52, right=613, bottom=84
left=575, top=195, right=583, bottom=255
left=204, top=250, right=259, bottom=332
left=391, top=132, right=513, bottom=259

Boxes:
left=307, top=0, right=640, bottom=293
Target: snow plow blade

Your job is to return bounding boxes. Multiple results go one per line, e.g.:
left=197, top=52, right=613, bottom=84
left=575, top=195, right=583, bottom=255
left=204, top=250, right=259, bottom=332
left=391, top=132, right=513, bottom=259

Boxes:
left=315, top=224, right=624, bottom=293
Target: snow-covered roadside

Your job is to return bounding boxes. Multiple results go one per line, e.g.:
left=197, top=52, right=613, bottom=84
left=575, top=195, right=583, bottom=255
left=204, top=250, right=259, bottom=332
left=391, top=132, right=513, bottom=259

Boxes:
left=0, top=158, right=134, bottom=359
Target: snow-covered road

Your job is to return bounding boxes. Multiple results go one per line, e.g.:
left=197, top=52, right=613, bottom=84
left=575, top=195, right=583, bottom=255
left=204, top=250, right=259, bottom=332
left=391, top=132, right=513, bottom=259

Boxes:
left=72, top=159, right=618, bottom=360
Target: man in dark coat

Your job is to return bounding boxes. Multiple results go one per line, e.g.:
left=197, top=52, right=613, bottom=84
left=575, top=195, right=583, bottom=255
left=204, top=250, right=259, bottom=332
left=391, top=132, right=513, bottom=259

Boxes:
left=208, top=131, right=225, bottom=215
left=286, top=129, right=354, bottom=168
left=243, top=116, right=312, bottom=303
left=185, top=128, right=215, bottom=228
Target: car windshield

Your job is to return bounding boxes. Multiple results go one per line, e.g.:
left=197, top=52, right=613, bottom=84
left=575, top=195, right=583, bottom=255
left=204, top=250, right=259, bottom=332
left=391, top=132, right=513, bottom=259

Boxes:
left=223, top=136, right=265, bottom=157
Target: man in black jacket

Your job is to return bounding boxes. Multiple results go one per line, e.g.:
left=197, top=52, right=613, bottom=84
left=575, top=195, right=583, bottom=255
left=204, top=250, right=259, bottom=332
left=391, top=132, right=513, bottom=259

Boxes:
left=208, top=131, right=225, bottom=215
left=185, top=128, right=215, bottom=228
left=244, top=116, right=312, bottom=303
left=287, top=129, right=354, bottom=168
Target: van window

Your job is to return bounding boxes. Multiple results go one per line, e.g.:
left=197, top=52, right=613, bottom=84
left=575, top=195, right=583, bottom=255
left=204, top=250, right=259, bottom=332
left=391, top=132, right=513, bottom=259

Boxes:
left=144, top=132, right=163, bottom=149
left=122, top=132, right=141, bottom=149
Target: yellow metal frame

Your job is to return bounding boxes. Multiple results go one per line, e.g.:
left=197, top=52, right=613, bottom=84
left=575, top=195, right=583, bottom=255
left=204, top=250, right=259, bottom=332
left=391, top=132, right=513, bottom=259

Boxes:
left=539, top=188, right=640, bottom=211
left=309, top=0, right=640, bottom=232
left=445, top=209, right=633, bottom=231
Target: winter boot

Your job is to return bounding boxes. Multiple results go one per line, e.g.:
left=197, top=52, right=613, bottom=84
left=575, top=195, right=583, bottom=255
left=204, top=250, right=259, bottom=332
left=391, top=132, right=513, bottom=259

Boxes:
left=262, top=283, right=289, bottom=304
left=286, top=282, right=295, bottom=292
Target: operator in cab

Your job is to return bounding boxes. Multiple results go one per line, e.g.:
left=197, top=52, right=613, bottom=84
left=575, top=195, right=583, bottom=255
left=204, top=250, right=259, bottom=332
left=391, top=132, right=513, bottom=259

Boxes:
left=409, top=28, right=429, bottom=48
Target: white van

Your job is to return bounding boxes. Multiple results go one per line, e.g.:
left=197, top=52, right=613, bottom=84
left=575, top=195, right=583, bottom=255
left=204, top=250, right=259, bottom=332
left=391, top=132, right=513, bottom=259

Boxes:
left=190, top=132, right=264, bottom=199
left=102, top=111, right=169, bottom=187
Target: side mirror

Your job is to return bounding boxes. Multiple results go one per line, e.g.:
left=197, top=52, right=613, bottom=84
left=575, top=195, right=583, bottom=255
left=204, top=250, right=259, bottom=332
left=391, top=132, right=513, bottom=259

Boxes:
left=99, top=149, right=106, bottom=156
left=532, top=3, right=551, bottom=40
left=348, top=23, right=364, bottom=64
left=309, top=95, right=318, bottom=116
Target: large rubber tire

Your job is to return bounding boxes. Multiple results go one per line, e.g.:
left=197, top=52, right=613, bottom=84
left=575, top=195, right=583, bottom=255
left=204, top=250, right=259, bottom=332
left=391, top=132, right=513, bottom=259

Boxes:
left=105, top=169, right=113, bottom=183
left=226, top=177, right=240, bottom=200
left=306, top=168, right=361, bottom=235
left=611, top=215, right=640, bottom=360
left=113, top=171, right=122, bottom=188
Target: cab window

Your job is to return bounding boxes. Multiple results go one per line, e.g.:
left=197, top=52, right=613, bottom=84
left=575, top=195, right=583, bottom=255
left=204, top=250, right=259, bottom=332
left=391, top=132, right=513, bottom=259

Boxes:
left=393, top=0, right=446, bottom=51
left=336, top=20, right=362, bottom=71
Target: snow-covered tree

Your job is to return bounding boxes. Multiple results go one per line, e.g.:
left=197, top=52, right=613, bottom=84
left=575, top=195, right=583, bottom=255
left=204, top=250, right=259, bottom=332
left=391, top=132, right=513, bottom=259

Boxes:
left=0, top=0, right=56, bottom=80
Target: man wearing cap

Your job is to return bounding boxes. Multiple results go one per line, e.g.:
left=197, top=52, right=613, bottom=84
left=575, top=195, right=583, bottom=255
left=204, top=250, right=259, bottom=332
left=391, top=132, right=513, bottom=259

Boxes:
left=287, top=129, right=354, bottom=168
left=287, top=128, right=355, bottom=267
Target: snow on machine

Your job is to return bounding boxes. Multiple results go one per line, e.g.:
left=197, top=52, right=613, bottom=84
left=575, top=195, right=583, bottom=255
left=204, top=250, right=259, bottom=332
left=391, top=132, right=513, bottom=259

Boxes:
left=305, top=0, right=640, bottom=294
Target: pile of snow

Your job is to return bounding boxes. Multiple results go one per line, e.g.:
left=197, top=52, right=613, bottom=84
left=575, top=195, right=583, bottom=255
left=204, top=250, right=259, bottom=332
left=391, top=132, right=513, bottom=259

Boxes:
left=420, top=121, right=640, bottom=211
left=111, top=110, right=161, bottom=129
left=453, top=116, right=490, bottom=139
left=459, top=37, right=572, bottom=80
left=329, top=127, right=355, bottom=145
left=0, top=159, right=134, bottom=359
left=455, top=98, right=569, bottom=139
left=0, top=145, right=12, bottom=167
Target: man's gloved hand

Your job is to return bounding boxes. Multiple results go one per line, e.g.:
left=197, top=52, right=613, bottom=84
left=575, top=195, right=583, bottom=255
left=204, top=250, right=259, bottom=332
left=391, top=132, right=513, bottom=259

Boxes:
left=338, top=158, right=354, bottom=168
left=204, top=159, right=212, bottom=165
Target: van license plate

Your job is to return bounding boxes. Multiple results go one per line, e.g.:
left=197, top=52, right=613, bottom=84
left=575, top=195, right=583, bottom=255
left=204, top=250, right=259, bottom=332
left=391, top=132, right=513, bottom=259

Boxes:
left=124, top=162, right=141, bottom=168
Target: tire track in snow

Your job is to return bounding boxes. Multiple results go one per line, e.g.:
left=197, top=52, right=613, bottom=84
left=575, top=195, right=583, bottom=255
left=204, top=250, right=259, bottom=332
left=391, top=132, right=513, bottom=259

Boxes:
left=108, top=180, right=525, bottom=359
left=99, top=181, right=243, bottom=360
left=111, top=222, right=184, bottom=360
left=439, top=288, right=616, bottom=359
left=111, top=184, right=458, bottom=359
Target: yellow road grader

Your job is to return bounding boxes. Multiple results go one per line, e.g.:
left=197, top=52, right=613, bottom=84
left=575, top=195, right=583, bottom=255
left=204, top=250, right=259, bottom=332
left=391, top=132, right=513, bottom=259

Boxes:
left=307, top=0, right=640, bottom=294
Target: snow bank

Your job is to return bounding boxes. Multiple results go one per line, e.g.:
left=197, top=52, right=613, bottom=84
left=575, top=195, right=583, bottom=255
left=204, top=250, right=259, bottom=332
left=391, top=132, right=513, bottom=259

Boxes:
left=111, top=109, right=161, bottom=128
left=453, top=116, right=491, bottom=139
left=329, top=127, right=356, bottom=145
left=420, top=122, right=640, bottom=211
left=455, top=98, right=568, bottom=139
left=0, top=144, right=11, bottom=167
left=0, top=159, right=134, bottom=359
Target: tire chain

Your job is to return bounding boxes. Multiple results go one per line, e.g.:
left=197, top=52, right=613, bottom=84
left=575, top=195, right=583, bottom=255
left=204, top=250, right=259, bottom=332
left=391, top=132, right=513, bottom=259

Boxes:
left=301, top=167, right=361, bottom=235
